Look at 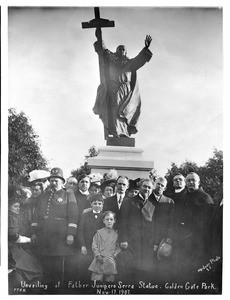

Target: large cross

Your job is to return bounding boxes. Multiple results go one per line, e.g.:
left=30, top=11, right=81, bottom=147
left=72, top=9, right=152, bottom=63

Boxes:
left=82, top=7, right=115, bottom=83
left=82, top=7, right=115, bottom=139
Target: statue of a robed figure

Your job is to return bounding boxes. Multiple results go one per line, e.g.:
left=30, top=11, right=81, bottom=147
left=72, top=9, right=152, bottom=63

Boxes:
left=82, top=8, right=152, bottom=139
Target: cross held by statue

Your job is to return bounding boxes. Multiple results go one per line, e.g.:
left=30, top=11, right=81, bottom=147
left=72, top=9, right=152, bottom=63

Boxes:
left=82, top=7, right=115, bottom=83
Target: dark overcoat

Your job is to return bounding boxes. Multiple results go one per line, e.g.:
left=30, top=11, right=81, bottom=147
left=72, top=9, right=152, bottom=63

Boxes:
left=119, top=194, right=174, bottom=272
left=74, top=189, right=91, bottom=224
left=174, top=188, right=214, bottom=272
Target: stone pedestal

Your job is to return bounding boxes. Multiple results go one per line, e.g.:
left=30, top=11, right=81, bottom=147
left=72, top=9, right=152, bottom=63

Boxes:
left=87, top=145, right=154, bottom=179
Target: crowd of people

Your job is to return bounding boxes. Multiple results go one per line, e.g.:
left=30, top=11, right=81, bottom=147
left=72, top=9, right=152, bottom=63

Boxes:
left=8, top=167, right=222, bottom=293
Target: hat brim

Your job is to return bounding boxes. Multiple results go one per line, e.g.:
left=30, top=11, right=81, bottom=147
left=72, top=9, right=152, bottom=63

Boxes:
left=49, top=175, right=65, bottom=183
left=157, top=238, right=172, bottom=261
left=29, top=178, right=48, bottom=186
left=100, top=179, right=116, bottom=191
left=99, top=257, right=116, bottom=274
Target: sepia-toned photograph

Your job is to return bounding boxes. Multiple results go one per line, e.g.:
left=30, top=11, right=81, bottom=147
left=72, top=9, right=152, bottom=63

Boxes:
left=7, top=5, right=223, bottom=295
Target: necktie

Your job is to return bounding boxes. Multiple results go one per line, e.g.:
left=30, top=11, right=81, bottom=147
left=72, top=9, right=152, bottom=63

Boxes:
left=118, top=195, right=122, bottom=205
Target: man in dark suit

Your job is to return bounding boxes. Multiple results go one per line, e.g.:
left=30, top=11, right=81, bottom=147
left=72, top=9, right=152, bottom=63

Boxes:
left=103, top=175, right=129, bottom=228
left=150, top=177, right=175, bottom=251
left=74, top=174, right=91, bottom=224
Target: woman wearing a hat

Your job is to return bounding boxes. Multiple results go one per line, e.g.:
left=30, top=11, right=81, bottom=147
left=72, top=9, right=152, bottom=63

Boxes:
left=8, top=186, right=42, bottom=290
left=100, top=179, right=116, bottom=199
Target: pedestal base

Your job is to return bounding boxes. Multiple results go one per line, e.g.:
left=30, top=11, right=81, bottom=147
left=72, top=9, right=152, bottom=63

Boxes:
left=106, top=137, right=135, bottom=147
left=87, top=146, right=154, bottom=179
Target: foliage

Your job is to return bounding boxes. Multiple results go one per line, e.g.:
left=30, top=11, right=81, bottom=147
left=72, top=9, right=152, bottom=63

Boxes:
left=165, top=148, right=223, bottom=205
left=199, top=148, right=223, bottom=204
left=8, top=108, right=48, bottom=185
left=71, top=146, right=98, bottom=180
left=71, top=162, right=91, bottom=180
left=87, top=145, right=99, bottom=157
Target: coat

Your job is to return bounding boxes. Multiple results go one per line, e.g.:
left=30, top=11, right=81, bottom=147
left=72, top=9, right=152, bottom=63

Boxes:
left=88, top=227, right=120, bottom=275
left=148, top=193, right=175, bottom=245
left=174, top=187, right=214, bottom=272
left=74, top=189, right=91, bottom=224
left=119, top=193, right=174, bottom=271
left=31, top=188, right=78, bottom=256
left=8, top=211, right=42, bottom=282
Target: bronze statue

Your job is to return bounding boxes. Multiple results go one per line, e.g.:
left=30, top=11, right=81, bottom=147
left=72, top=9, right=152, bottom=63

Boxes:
left=93, top=35, right=152, bottom=138
left=82, top=8, right=152, bottom=139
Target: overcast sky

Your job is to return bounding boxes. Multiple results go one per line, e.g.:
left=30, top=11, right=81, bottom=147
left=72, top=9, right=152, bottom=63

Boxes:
left=8, top=6, right=223, bottom=178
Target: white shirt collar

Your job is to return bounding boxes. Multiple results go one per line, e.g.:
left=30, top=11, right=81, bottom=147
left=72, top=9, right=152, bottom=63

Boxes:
left=117, top=193, right=124, bottom=200
left=79, top=189, right=89, bottom=195
left=174, top=188, right=185, bottom=193
left=153, top=193, right=161, bottom=201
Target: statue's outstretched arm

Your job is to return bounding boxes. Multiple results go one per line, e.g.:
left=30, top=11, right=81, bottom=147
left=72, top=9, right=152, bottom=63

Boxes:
left=144, top=35, right=152, bottom=49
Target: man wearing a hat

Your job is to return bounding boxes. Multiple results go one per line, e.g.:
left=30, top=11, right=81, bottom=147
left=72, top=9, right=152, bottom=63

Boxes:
left=31, top=167, right=78, bottom=288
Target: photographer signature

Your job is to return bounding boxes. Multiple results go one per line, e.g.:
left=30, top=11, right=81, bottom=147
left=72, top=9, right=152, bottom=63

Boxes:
left=197, top=256, right=221, bottom=272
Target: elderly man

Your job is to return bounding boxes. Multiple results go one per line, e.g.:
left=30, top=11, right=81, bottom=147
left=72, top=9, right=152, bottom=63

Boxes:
left=150, top=177, right=175, bottom=252
left=119, top=178, right=155, bottom=279
left=174, top=172, right=214, bottom=281
left=65, top=176, right=78, bottom=193
left=31, top=167, right=78, bottom=288
left=119, top=177, right=174, bottom=282
left=93, top=35, right=152, bottom=138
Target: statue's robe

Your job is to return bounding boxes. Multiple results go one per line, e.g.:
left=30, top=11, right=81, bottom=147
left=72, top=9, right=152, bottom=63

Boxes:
left=93, top=45, right=152, bottom=137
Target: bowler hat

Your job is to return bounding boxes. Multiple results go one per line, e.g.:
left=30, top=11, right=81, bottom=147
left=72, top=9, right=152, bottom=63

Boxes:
left=157, top=238, right=173, bottom=261
left=49, top=167, right=65, bottom=183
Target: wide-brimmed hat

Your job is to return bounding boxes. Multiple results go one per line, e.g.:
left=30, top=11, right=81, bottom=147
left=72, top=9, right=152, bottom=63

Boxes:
left=8, top=185, right=26, bottom=205
left=128, top=178, right=141, bottom=190
left=28, top=170, right=50, bottom=184
left=100, top=179, right=116, bottom=192
left=99, top=257, right=116, bottom=275
left=89, top=173, right=103, bottom=185
left=157, top=238, right=173, bottom=261
left=49, top=167, right=65, bottom=183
